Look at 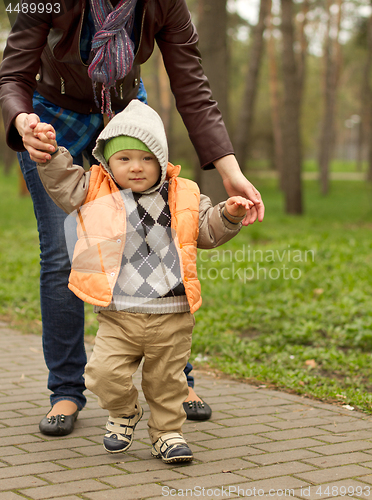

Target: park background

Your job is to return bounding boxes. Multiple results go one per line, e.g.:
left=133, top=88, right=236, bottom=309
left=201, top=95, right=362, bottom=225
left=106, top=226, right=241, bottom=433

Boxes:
left=0, top=0, right=371, bottom=412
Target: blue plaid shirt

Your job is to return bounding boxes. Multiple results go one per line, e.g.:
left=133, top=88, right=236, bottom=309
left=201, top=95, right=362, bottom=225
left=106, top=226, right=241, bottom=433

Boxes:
left=33, top=4, right=147, bottom=158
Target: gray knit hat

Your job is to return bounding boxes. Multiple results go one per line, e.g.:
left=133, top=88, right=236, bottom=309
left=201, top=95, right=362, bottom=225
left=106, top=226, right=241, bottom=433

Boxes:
left=93, top=100, right=169, bottom=193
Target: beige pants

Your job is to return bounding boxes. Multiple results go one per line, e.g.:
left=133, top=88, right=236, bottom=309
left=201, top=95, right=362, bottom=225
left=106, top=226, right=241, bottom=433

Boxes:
left=84, top=310, right=194, bottom=443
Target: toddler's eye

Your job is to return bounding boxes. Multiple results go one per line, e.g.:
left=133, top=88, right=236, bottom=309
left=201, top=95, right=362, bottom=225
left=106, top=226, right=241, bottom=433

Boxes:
left=120, top=157, right=129, bottom=161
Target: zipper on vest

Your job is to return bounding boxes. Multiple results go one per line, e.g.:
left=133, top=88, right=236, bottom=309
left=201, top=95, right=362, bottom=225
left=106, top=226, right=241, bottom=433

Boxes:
left=60, top=77, right=65, bottom=95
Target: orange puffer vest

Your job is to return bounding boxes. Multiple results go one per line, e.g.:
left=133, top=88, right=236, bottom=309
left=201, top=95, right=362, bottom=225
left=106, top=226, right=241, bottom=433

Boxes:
left=68, top=162, right=202, bottom=314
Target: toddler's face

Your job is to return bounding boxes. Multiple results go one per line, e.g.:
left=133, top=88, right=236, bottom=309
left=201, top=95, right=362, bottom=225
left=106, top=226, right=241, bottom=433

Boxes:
left=108, top=149, right=160, bottom=192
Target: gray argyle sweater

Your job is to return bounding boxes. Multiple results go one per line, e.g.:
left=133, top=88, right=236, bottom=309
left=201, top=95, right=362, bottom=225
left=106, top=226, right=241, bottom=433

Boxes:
left=96, top=181, right=190, bottom=314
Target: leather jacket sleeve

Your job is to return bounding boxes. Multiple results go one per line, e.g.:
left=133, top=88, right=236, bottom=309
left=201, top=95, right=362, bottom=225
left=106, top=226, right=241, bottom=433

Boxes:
left=0, top=13, right=51, bottom=150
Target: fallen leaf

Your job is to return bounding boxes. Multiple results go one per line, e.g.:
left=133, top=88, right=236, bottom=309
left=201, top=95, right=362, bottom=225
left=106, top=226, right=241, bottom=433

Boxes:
left=222, top=470, right=232, bottom=473
left=305, top=359, right=317, bottom=368
left=336, top=394, right=347, bottom=399
left=313, top=288, right=324, bottom=295
left=299, top=381, right=305, bottom=386
left=342, top=404, right=354, bottom=411
left=14, top=373, right=25, bottom=385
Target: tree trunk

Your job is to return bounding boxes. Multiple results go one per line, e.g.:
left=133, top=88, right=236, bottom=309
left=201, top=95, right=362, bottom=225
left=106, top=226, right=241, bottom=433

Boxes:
left=296, top=0, right=309, bottom=105
left=318, top=0, right=342, bottom=195
left=155, top=51, right=175, bottom=159
left=268, top=9, right=285, bottom=190
left=234, top=0, right=271, bottom=169
left=19, top=169, right=29, bottom=196
left=356, top=26, right=369, bottom=174
left=280, top=0, right=303, bottom=214
left=366, top=7, right=372, bottom=182
left=0, top=119, right=17, bottom=177
left=157, top=53, right=172, bottom=136
left=195, top=0, right=229, bottom=204
left=356, top=113, right=364, bottom=172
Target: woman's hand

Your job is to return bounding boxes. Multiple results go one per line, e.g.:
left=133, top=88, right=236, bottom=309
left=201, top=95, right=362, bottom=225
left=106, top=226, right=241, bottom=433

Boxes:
left=14, top=113, right=57, bottom=162
left=214, top=155, right=265, bottom=226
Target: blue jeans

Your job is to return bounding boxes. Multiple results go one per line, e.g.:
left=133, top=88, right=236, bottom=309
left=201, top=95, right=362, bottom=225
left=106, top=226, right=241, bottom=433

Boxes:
left=184, top=362, right=194, bottom=388
left=18, top=150, right=195, bottom=410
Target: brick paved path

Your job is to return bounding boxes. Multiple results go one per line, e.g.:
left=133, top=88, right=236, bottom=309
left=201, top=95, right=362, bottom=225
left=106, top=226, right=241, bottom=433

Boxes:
left=1, top=323, right=372, bottom=500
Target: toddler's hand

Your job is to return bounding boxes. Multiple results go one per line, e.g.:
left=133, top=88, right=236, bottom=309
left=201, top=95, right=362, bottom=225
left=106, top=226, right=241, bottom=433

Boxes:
left=225, top=196, right=254, bottom=218
left=33, top=123, right=57, bottom=155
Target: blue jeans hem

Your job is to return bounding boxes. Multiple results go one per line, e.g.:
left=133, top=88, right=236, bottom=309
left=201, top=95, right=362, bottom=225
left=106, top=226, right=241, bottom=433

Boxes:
left=51, top=396, right=85, bottom=412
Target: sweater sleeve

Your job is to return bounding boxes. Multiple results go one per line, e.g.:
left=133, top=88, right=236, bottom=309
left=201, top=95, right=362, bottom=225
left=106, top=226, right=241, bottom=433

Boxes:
left=37, top=147, right=91, bottom=214
left=197, top=194, right=242, bottom=249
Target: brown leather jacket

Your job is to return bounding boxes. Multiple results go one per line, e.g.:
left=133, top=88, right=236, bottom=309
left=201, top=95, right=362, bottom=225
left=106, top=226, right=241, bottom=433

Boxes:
left=0, top=0, right=234, bottom=168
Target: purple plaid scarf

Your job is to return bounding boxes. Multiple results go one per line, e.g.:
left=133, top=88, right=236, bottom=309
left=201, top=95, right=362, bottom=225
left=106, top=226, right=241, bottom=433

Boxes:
left=88, top=0, right=138, bottom=118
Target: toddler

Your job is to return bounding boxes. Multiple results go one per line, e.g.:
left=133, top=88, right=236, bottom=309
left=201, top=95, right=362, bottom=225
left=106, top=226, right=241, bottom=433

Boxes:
left=36, top=100, right=252, bottom=463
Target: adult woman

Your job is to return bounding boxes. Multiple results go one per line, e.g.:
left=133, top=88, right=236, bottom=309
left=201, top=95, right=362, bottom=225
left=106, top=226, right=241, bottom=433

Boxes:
left=0, top=0, right=264, bottom=436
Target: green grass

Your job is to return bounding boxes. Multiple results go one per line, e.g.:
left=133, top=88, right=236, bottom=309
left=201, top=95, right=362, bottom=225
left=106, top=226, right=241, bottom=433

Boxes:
left=303, top=159, right=368, bottom=173
left=247, top=158, right=368, bottom=173
left=193, top=178, right=372, bottom=413
left=1, top=168, right=372, bottom=413
left=0, top=170, right=41, bottom=331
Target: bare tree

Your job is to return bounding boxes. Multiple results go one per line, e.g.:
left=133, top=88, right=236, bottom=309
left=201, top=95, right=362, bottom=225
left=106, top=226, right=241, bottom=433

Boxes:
left=356, top=13, right=372, bottom=173
left=156, top=52, right=172, bottom=136
left=234, top=0, right=272, bottom=169
left=196, top=0, right=229, bottom=203
left=365, top=7, right=372, bottom=182
left=280, top=0, right=303, bottom=214
left=296, top=0, right=310, bottom=104
left=153, top=50, right=176, bottom=159
left=318, top=0, right=342, bottom=195
left=0, top=118, right=17, bottom=176
left=18, top=171, right=29, bottom=196
left=268, top=9, right=285, bottom=189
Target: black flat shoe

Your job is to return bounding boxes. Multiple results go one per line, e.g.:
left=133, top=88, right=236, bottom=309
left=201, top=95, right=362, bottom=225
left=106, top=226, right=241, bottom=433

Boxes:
left=183, top=400, right=212, bottom=421
left=39, top=409, right=79, bottom=436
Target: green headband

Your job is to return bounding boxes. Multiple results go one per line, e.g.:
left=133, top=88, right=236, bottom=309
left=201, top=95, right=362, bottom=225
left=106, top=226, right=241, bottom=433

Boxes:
left=103, top=136, right=152, bottom=162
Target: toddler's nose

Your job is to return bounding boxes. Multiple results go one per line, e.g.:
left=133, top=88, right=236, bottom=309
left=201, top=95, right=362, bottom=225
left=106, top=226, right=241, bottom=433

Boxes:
left=131, top=161, right=142, bottom=171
